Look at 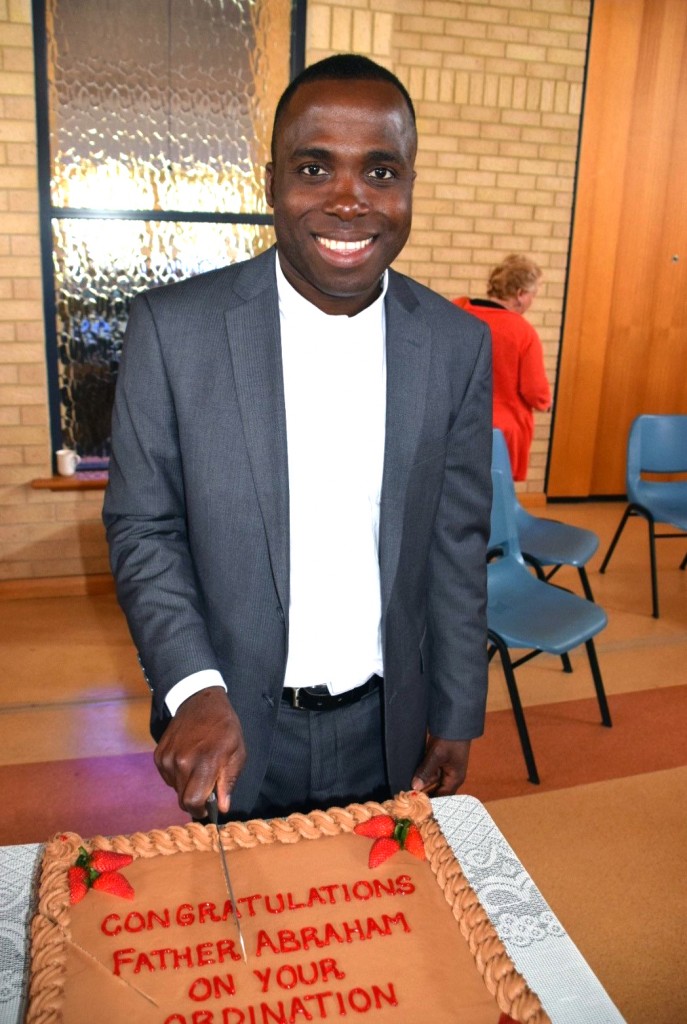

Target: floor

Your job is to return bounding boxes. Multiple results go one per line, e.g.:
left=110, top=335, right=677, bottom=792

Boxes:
left=1, top=501, right=686, bottom=1023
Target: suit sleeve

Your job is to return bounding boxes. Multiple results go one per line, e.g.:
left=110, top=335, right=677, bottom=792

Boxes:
left=102, top=294, right=222, bottom=723
left=426, top=322, right=492, bottom=740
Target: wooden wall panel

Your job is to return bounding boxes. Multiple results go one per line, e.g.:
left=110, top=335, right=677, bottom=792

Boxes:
left=548, top=0, right=687, bottom=497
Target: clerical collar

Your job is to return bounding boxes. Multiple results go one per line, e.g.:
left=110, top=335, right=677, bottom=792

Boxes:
left=274, top=253, right=388, bottom=322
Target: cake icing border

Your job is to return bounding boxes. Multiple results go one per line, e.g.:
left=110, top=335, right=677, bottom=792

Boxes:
left=26, top=791, right=550, bottom=1024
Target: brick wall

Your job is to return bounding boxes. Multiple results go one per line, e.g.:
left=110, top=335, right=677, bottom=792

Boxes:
left=0, top=0, right=590, bottom=582
left=308, top=0, right=590, bottom=489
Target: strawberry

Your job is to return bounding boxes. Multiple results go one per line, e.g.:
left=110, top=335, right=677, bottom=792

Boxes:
left=90, top=850, right=134, bottom=873
left=368, top=836, right=401, bottom=869
left=353, top=815, right=396, bottom=839
left=68, top=866, right=90, bottom=905
left=92, top=870, right=135, bottom=900
left=403, top=823, right=426, bottom=860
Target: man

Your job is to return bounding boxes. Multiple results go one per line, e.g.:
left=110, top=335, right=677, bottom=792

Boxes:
left=103, top=54, right=492, bottom=823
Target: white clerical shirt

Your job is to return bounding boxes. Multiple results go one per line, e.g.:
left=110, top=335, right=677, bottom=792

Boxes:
left=165, top=257, right=387, bottom=714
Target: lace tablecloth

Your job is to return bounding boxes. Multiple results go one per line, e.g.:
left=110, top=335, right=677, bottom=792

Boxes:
left=0, top=796, right=625, bottom=1024
left=0, top=843, right=42, bottom=1024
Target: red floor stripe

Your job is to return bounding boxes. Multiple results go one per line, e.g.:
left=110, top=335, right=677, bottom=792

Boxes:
left=465, top=684, right=687, bottom=803
left=0, top=752, right=188, bottom=845
left=2, top=685, right=685, bottom=844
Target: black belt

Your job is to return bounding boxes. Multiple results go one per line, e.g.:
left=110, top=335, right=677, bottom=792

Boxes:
left=282, top=674, right=382, bottom=711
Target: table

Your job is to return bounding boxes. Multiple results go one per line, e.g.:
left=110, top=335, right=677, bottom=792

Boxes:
left=0, top=795, right=625, bottom=1024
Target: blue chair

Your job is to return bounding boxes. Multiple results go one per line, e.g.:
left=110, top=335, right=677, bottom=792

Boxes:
left=491, top=428, right=599, bottom=601
left=488, top=469, right=612, bottom=784
left=599, top=415, right=687, bottom=618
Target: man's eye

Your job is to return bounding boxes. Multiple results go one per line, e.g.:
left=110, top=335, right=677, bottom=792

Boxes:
left=301, top=164, right=325, bottom=176
left=369, top=167, right=395, bottom=181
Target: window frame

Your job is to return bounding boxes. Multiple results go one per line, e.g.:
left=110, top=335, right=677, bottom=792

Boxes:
left=31, top=0, right=306, bottom=470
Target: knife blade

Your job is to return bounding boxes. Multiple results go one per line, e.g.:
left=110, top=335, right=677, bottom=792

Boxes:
left=206, top=790, right=248, bottom=963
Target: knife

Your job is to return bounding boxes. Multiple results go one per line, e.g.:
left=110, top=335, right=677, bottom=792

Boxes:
left=206, top=790, right=248, bottom=963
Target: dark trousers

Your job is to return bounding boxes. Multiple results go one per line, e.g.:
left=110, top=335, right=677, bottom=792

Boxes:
left=227, top=683, right=390, bottom=822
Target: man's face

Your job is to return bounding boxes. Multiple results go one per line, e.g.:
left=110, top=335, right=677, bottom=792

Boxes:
left=265, top=78, right=417, bottom=316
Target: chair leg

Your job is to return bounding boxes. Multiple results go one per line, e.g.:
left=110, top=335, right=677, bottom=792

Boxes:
left=578, top=566, right=595, bottom=602
left=523, top=553, right=547, bottom=582
left=488, top=631, right=540, bottom=784
left=647, top=516, right=659, bottom=618
left=680, top=552, right=687, bottom=571
left=560, top=652, right=573, bottom=673
left=584, top=638, right=612, bottom=727
left=599, top=504, right=633, bottom=573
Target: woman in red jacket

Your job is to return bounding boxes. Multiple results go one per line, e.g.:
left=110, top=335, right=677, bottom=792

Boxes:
left=454, top=255, right=551, bottom=481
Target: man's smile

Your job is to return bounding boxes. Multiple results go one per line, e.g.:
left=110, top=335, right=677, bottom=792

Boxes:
left=315, top=236, right=374, bottom=252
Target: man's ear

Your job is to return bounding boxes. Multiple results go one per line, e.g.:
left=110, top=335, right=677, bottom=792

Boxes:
left=265, top=163, right=275, bottom=208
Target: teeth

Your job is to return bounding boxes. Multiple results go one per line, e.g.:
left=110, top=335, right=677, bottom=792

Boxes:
left=316, top=237, right=373, bottom=252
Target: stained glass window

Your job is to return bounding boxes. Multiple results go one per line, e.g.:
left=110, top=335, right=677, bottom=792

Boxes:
left=34, top=0, right=304, bottom=460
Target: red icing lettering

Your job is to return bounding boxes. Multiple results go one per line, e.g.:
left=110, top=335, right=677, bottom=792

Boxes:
left=189, top=977, right=213, bottom=1002
left=213, top=975, right=236, bottom=998
left=372, top=983, right=397, bottom=1009
left=303, top=992, right=334, bottom=1017
left=292, top=962, right=317, bottom=987
left=147, top=908, right=171, bottom=929
left=320, top=958, right=345, bottom=983
left=177, top=904, right=196, bottom=926
left=124, top=911, right=146, bottom=932
left=216, top=939, right=242, bottom=964
left=351, top=881, right=374, bottom=901
left=371, top=878, right=395, bottom=897
left=341, top=920, right=365, bottom=943
left=112, top=947, right=135, bottom=976
left=284, top=996, right=312, bottom=1021
left=254, top=967, right=271, bottom=993
left=196, top=942, right=215, bottom=966
left=237, top=894, right=263, bottom=917
left=299, top=928, right=324, bottom=952
left=256, top=929, right=279, bottom=955
left=277, top=930, right=301, bottom=953
left=265, top=893, right=285, bottom=914
left=348, top=987, right=372, bottom=1012
left=148, top=948, right=175, bottom=970
left=286, top=893, right=306, bottom=912
left=101, top=913, right=121, bottom=936
left=275, top=965, right=298, bottom=990
left=381, top=912, right=410, bottom=935
left=133, top=951, right=156, bottom=974
left=394, top=874, right=415, bottom=895
left=306, top=888, right=326, bottom=908
left=199, top=903, right=221, bottom=924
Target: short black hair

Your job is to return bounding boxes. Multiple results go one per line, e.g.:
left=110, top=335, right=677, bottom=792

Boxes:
left=270, top=54, right=416, bottom=161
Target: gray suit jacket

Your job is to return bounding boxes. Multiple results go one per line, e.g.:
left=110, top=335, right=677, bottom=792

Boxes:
left=103, top=247, right=492, bottom=814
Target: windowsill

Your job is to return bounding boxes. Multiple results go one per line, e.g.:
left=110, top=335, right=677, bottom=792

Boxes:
left=30, top=473, right=108, bottom=491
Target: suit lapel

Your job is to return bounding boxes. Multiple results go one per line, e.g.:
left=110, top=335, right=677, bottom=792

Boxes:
left=380, top=274, right=433, bottom=614
left=224, top=250, right=290, bottom=617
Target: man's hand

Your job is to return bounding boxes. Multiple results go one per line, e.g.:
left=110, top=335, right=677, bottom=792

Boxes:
left=154, top=687, right=247, bottom=818
left=411, top=735, right=471, bottom=797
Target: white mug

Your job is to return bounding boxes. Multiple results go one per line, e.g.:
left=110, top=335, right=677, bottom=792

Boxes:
left=56, top=448, right=81, bottom=476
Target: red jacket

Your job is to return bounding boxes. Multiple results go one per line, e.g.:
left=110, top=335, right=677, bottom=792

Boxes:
left=453, top=298, right=551, bottom=480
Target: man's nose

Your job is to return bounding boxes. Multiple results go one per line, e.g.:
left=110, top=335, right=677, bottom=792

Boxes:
left=323, top=174, right=369, bottom=219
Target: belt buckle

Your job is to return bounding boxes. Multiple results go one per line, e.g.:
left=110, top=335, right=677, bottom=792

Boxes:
left=289, top=688, right=303, bottom=709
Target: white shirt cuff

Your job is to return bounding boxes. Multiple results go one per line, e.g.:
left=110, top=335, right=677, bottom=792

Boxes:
left=165, top=670, right=227, bottom=716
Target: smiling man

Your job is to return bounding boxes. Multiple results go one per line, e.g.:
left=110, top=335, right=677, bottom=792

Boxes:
left=104, top=55, right=492, bottom=823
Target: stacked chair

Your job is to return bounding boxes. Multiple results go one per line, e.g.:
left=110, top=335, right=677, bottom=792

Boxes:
left=599, top=414, right=687, bottom=618
left=491, top=428, right=599, bottom=600
left=486, top=445, right=612, bottom=784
